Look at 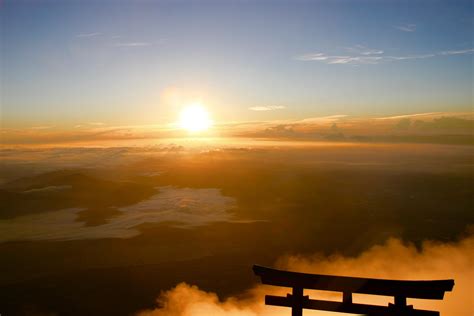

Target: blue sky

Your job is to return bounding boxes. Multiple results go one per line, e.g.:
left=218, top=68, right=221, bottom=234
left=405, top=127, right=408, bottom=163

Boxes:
left=1, top=0, right=473, bottom=128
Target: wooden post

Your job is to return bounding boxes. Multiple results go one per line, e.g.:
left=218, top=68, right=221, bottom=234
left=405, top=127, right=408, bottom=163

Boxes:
left=343, top=292, right=352, bottom=304
left=394, top=295, right=407, bottom=307
left=291, top=287, right=304, bottom=316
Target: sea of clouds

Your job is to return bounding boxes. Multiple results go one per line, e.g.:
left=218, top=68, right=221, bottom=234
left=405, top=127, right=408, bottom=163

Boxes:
left=0, top=186, right=237, bottom=242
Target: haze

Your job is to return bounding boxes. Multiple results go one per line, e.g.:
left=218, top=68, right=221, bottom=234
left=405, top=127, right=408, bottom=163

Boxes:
left=0, top=1, right=473, bottom=316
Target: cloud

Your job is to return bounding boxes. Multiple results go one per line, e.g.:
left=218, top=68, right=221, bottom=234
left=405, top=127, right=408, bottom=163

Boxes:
left=248, top=106, right=286, bottom=111
left=1, top=112, right=472, bottom=145
left=440, top=48, right=474, bottom=55
left=88, top=122, right=105, bottom=126
left=30, top=125, right=55, bottom=130
left=296, top=53, right=383, bottom=65
left=387, top=53, right=437, bottom=61
left=395, top=24, right=417, bottom=32
left=137, top=283, right=260, bottom=316
left=233, top=112, right=473, bottom=144
left=298, top=114, right=348, bottom=123
left=412, top=117, right=474, bottom=131
left=23, top=185, right=72, bottom=194
left=114, top=42, right=152, bottom=47
left=136, top=232, right=474, bottom=316
left=296, top=47, right=474, bottom=65
left=346, top=45, right=384, bottom=55
left=75, top=122, right=106, bottom=128
left=76, top=32, right=102, bottom=38
left=376, top=112, right=442, bottom=120
left=0, top=186, right=237, bottom=242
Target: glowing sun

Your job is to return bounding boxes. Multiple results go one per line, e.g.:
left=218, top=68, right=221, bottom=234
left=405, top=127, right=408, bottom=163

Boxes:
left=179, top=103, right=213, bottom=132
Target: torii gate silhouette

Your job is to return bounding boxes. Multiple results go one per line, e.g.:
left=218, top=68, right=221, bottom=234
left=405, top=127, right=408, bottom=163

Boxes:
left=253, top=265, right=454, bottom=316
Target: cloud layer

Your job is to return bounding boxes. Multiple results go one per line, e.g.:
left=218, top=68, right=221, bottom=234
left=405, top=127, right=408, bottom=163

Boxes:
left=137, top=232, right=474, bottom=316
left=0, top=186, right=237, bottom=242
left=2, top=112, right=472, bottom=146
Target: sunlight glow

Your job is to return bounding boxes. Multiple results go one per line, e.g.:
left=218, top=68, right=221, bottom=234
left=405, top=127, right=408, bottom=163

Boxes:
left=179, top=103, right=213, bottom=132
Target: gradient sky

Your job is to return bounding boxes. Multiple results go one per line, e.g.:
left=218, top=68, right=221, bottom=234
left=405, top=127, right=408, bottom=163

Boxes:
left=1, top=0, right=473, bottom=128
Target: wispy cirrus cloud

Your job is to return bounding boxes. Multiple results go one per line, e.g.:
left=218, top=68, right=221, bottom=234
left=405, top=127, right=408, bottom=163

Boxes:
left=74, top=122, right=106, bottom=129
left=30, top=125, right=55, bottom=130
left=439, top=48, right=474, bottom=55
left=249, top=106, right=286, bottom=111
left=296, top=47, right=474, bottom=65
left=76, top=32, right=102, bottom=38
left=345, top=45, right=384, bottom=55
left=395, top=23, right=417, bottom=32
left=296, top=53, right=383, bottom=64
left=75, top=32, right=153, bottom=48
left=88, top=122, right=105, bottom=126
left=298, top=114, right=348, bottom=123
left=375, top=112, right=442, bottom=120
left=113, top=42, right=152, bottom=47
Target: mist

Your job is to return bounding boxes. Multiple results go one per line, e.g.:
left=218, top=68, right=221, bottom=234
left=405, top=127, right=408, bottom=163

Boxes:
left=137, top=232, right=474, bottom=316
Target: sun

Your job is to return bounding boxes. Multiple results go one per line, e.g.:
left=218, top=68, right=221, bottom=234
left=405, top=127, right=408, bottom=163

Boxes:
left=179, top=103, right=213, bottom=132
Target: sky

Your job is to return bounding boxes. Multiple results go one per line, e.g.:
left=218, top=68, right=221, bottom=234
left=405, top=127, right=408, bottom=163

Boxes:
left=1, top=0, right=473, bottom=129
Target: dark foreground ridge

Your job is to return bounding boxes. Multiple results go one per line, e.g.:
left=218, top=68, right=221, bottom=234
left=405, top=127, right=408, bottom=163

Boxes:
left=253, top=265, right=454, bottom=316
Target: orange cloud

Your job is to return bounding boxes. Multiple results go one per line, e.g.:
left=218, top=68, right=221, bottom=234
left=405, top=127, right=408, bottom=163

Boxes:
left=137, top=232, right=474, bottom=316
